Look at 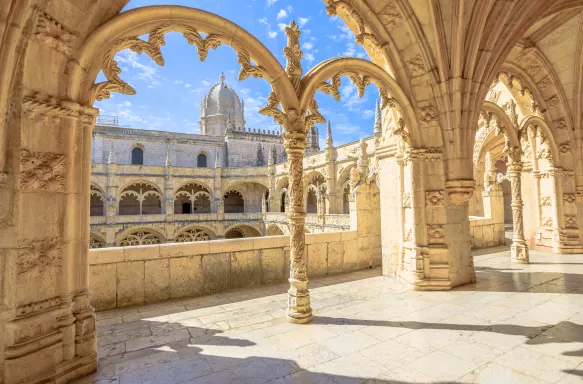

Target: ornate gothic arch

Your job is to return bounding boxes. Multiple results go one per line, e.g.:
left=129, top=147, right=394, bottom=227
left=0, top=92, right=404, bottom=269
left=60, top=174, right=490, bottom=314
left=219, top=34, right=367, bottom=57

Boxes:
left=174, top=225, right=215, bottom=242
left=116, top=226, right=167, bottom=246
left=67, top=5, right=299, bottom=112
left=173, top=180, right=212, bottom=196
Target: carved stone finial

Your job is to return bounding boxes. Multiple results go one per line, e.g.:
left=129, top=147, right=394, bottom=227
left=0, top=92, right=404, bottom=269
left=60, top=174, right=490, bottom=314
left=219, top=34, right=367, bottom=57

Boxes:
left=165, top=142, right=172, bottom=166
left=325, top=120, right=333, bottom=148
left=268, top=146, right=275, bottom=165
left=220, top=72, right=225, bottom=83
left=257, top=144, right=264, bottom=166
left=284, top=21, right=303, bottom=92
left=373, top=99, right=382, bottom=135
left=107, top=143, right=115, bottom=164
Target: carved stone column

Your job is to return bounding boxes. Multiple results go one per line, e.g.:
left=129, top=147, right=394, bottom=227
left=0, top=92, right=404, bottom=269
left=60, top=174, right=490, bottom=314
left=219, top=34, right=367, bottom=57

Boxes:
left=549, top=167, right=565, bottom=252
left=283, top=129, right=312, bottom=324
left=507, top=163, right=529, bottom=263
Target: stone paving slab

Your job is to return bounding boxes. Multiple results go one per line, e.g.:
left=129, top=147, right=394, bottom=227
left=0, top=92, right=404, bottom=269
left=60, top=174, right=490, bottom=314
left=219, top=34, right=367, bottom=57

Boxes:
left=75, top=249, right=583, bottom=384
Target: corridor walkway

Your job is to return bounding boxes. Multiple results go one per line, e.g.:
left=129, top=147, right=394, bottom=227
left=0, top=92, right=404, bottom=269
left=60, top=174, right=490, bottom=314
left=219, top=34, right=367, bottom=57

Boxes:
left=78, top=248, right=583, bottom=383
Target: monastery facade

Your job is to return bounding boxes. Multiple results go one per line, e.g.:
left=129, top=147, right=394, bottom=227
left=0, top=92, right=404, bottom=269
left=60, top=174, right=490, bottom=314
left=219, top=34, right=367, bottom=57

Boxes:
left=90, top=75, right=352, bottom=247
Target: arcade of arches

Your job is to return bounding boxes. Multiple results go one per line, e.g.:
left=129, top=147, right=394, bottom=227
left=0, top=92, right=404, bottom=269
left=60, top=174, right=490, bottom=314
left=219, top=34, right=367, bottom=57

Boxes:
left=1, top=1, right=583, bottom=383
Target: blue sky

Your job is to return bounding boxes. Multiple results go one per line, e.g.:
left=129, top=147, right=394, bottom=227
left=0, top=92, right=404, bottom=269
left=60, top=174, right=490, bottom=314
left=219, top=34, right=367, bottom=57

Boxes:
left=95, top=0, right=379, bottom=146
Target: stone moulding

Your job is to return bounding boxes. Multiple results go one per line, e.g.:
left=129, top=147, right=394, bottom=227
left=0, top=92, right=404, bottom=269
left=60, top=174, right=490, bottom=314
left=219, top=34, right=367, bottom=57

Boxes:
left=16, top=297, right=61, bottom=317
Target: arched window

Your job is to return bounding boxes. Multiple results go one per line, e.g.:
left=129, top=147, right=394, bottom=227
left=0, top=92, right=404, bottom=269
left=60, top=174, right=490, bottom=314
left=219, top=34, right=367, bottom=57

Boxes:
left=223, top=190, right=244, bottom=213
left=131, top=147, right=143, bottom=165
left=197, top=153, right=207, bottom=168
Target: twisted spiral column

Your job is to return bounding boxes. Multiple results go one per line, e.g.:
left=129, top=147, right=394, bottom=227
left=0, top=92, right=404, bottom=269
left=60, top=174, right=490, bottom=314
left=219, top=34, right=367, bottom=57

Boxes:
left=284, top=130, right=312, bottom=324
left=507, top=163, right=529, bottom=263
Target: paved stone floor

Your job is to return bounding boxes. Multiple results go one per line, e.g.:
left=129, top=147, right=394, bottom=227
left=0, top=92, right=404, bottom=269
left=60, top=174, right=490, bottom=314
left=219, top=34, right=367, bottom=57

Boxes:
left=77, top=247, right=583, bottom=384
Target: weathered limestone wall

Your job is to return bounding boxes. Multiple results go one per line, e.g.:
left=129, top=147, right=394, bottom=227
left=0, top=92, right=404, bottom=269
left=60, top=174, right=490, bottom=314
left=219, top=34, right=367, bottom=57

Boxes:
left=469, top=218, right=505, bottom=248
left=88, top=231, right=378, bottom=311
left=469, top=185, right=506, bottom=249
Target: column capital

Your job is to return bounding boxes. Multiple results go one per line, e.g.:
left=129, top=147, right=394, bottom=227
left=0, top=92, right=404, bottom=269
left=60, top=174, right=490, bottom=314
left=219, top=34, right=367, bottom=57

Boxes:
left=445, top=179, right=474, bottom=206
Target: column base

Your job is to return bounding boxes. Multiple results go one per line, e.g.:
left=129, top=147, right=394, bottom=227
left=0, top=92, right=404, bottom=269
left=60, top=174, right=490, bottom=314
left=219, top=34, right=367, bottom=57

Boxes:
left=511, top=240, right=529, bottom=264
left=286, top=278, right=312, bottom=324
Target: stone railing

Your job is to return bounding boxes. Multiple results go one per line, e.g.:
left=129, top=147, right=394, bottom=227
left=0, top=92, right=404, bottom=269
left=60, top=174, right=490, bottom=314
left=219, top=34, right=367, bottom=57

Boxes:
left=89, top=230, right=379, bottom=311
left=90, top=212, right=264, bottom=225
left=265, top=212, right=287, bottom=222
left=324, top=214, right=350, bottom=227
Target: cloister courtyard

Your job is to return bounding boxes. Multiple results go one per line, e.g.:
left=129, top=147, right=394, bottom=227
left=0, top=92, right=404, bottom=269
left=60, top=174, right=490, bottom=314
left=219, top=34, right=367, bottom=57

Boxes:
left=74, top=247, right=583, bottom=384
left=3, top=0, right=583, bottom=382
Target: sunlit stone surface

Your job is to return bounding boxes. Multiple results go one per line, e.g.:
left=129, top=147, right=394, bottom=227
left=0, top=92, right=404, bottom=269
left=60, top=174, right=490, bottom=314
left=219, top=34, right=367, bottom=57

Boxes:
left=76, top=249, right=583, bottom=384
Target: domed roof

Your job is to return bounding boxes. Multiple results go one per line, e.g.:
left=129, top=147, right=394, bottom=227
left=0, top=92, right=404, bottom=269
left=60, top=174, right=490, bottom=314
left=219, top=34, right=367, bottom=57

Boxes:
left=202, top=73, right=244, bottom=120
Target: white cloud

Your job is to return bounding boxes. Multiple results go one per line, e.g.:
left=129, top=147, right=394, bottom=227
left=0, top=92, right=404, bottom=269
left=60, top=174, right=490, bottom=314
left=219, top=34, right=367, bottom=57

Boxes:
left=266, top=0, right=277, bottom=7
left=304, top=53, right=315, bottom=63
left=277, top=23, right=287, bottom=31
left=302, top=42, right=314, bottom=50
left=115, top=50, right=162, bottom=87
left=276, top=9, right=287, bottom=20
left=268, top=27, right=277, bottom=39
left=174, top=80, right=184, bottom=84
left=185, top=84, right=192, bottom=88
left=201, top=80, right=212, bottom=86
left=286, top=5, right=293, bottom=12
left=257, top=17, right=269, bottom=25
left=298, top=17, right=310, bottom=27
left=343, top=42, right=356, bottom=56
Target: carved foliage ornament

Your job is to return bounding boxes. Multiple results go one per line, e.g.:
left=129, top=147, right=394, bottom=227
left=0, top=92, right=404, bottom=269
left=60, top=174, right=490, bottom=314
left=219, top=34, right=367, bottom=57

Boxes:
left=91, top=24, right=266, bottom=102
left=406, top=55, right=426, bottom=77
left=306, top=71, right=399, bottom=132
left=425, top=191, right=444, bottom=206
left=17, top=237, right=63, bottom=280
left=20, top=149, right=66, bottom=193
left=35, top=10, right=76, bottom=55
left=377, top=0, right=404, bottom=31
left=418, top=105, right=439, bottom=127
left=427, top=225, right=446, bottom=244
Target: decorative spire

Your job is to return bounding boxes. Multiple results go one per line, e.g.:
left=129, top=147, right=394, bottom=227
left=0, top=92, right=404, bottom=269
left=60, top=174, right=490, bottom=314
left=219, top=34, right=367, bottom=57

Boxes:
left=284, top=21, right=303, bottom=92
left=257, top=144, right=264, bottom=166
left=165, top=142, right=172, bottom=166
left=325, top=120, right=333, bottom=148
left=215, top=150, right=220, bottom=168
left=373, top=99, right=382, bottom=135
left=219, top=72, right=225, bottom=83
left=107, top=143, right=115, bottom=164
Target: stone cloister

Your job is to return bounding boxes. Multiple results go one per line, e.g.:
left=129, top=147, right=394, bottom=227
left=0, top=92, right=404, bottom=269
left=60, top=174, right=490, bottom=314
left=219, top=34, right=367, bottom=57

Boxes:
left=1, top=1, right=583, bottom=383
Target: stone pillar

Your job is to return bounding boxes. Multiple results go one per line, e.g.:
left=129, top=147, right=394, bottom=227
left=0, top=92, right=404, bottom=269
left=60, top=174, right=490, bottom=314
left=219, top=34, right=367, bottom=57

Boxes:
left=2, top=102, right=98, bottom=384
left=283, top=128, right=312, bottom=324
left=549, top=167, right=566, bottom=252
left=577, top=186, right=583, bottom=245
left=507, top=163, right=529, bottom=263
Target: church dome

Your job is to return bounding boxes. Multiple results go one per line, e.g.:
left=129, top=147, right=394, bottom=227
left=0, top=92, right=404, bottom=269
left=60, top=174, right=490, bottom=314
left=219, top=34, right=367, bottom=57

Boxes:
left=202, top=73, right=244, bottom=120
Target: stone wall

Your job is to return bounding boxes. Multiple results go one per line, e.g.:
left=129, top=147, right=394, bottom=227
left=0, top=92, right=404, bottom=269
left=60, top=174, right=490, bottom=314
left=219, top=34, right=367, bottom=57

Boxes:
left=89, top=231, right=379, bottom=311
left=469, top=217, right=506, bottom=249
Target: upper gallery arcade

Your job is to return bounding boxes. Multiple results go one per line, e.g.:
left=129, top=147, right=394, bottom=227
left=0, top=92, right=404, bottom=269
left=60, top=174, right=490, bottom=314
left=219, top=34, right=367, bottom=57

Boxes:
left=0, top=0, right=582, bottom=383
